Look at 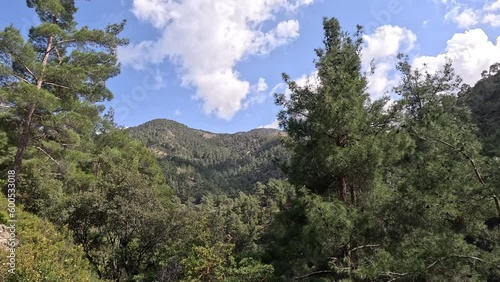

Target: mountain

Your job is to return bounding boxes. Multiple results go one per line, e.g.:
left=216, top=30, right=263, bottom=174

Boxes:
left=127, top=119, right=288, bottom=200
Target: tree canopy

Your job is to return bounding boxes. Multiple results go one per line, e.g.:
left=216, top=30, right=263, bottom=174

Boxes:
left=1, top=3, right=500, bottom=281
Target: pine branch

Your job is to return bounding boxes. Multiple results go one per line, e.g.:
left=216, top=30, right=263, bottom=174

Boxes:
left=408, top=128, right=485, bottom=185
left=407, top=129, right=500, bottom=215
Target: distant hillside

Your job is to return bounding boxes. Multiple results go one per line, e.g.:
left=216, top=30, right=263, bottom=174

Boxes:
left=127, top=119, right=288, bottom=200
left=466, top=65, right=500, bottom=157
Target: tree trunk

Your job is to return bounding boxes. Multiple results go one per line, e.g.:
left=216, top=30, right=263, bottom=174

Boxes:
left=339, top=177, right=347, bottom=203
left=12, top=103, right=36, bottom=184
left=336, top=135, right=348, bottom=203
left=12, top=34, right=53, bottom=183
left=494, top=195, right=500, bottom=217
left=346, top=243, right=352, bottom=280
left=350, top=186, right=357, bottom=205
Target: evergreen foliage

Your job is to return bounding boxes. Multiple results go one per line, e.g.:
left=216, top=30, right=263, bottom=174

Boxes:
left=0, top=2, right=499, bottom=281
left=127, top=119, right=288, bottom=201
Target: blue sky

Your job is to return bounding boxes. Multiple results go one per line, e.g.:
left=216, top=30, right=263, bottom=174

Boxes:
left=2, top=0, right=500, bottom=133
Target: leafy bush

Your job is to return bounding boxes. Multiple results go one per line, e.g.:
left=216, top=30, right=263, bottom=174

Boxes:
left=0, top=196, right=99, bottom=282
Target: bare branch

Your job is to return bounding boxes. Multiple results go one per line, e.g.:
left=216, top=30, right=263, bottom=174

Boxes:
left=350, top=244, right=380, bottom=252
left=43, top=81, right=70, bottom=89
left=451, top=255, right=484, bottom=262
left=54, top=46, right=63, bottom=65
left=426, top=255, right=484, bottom=271
left=381, top=271, right=408, bottom=282
left=381, top=255, right=483, bottom=282
left=54, top=39, right=77, bottom=46
left=293, top=270, right=334, bottom=281
left=21, top=63, right=38, bottom=81
left=33, top=145, right=60, bottom=166
left=494, top=195, right=500, bottom=216
left=426, top=257, right=446, bottom=269
left=12, top=74, right=32, bottom=84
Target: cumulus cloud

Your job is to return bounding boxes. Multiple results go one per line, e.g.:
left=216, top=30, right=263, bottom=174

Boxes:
left=359, top=25, right=500, bottom=98
left=361, top=25, right=416, bottom=99
left=362, top=25, right=416, bottom=64
left=413, top=29, right=500, bottom=85
left=440, top=0, right=500, bottom=28
left=118, top=0, right=313, bottom=120
left=271, top=25, right=417, bottom=102
left=445, top=6, right=480, bottom=28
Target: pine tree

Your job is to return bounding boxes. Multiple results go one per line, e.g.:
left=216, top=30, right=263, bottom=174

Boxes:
left=270, top=17, right=406, bottom=280
left=275, top=17, right=389, bottom=205
left=0, top=0, right=128, bottom=187
left=359, top=55, right=500, bottom=281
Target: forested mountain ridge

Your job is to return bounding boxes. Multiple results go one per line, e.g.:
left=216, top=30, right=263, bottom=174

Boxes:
left=127, top=119, right=288, bottom=200
left=466, top=63, right=500, bottom=157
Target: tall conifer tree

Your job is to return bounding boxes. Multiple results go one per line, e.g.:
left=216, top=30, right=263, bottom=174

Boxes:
left=0, top=0, right=128, bottom=186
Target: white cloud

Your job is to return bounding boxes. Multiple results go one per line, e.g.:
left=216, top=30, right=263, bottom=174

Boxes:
left=276, top=24, right=417, bottom=102
left=439, top=0, right=500, bottom=29
left=484, top=0, right=500, bottom=12
left=131, top=0, right=171, bottom=29
left=248, top=20, right=301, bottom=55
left=361, top=25, right=417, bottom=99
left=119, top=0, right=313, bottom=120
left=362, top=25, right=416, bottom=65
left=174, top=109, right=181, bottom=116
left=444, top=6, right=479, bottom=28
left=256, top=77, right=268, bottom=92
left=243, top=77, right=270, bottom=109
left=259, top=119, right=280, bottom=129
left=413, top=29, right=500, bottom=85
left=293, top=70, right=320, bottom=89
left=279, top=70, right=320, bottom=99
left=360, top=25, right=500, bottom=97
left=483, top=13, right=500, bottom=26
left=276, top=19, right=299, bottom=37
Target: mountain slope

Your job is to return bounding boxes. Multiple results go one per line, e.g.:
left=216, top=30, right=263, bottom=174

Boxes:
left=466, top=65, right=500, bottom=157
left=127, top=119, right=288, bottom=200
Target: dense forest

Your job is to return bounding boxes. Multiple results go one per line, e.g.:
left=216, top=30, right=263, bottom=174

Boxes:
left=0, top=1, right=499, bottom=281
left=127, top=119, right=287, bottom=200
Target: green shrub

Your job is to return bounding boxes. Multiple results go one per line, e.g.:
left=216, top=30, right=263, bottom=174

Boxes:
left=0, top=196, right=99, bottom=282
